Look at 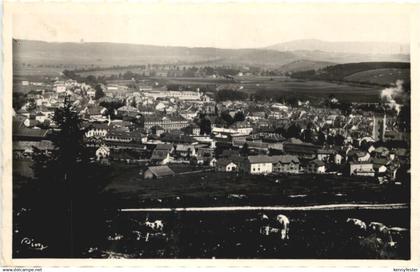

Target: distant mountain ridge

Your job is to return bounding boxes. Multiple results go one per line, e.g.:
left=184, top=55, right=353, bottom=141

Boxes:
left=13, top=39, right=297, bottom=68
left=13, top=39, right=410, bottom=73
left=267, top=39, right=409, bottom=55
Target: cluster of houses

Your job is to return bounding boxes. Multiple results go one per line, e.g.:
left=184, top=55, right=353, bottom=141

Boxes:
left=213, top=138, right=405, bottom=180
left=13, top=77, right=410, bottom=183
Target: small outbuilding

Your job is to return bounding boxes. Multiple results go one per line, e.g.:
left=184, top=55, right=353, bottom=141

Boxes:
left=144, top=165, right=175, bottom=179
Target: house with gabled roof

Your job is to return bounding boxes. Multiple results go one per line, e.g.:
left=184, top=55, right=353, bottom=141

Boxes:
left=216, top=158, right=239, bottom=172
left=144, top=165, right=175, bottom=179
left=272, top=155, right=300, bottom=174
left=174, top=144, right=196, bottom=158
left=117, top=105, right=140, bottom=118
left=306, top=159, right=326, bottom=174
left=246, top=155, right=274, bottom=175
left=150, top=144, right=173, bottom=165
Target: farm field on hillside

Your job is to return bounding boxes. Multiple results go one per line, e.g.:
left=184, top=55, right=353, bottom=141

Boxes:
left=344, top=68, right=410, bottom=86
left=157, top=76, right=382, bottom=103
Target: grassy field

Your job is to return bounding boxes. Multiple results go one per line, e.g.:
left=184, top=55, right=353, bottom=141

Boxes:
left=12, top=66, right=383, bottom=103
left=244, top=79, right=382, bottom=103
left=344, top=68, right=410, bottom=86
left=97, top=208, right=409, bottom=259
left=12, top=161, right=410, bottom=259
left=155, top=76, right=382, bottom=103
left=102, top=163, right=409, bottom=208
left=13, top=66, right=65, bottom=77
left=13, top=159, right=410, bottom=209
left=14, top=208, right=410, bottom=258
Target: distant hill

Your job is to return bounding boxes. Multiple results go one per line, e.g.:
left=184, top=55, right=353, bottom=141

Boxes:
left=278, top=60, right=336, bottom=73
left=13, top=39, right=410, bottom=76
left=291, top=62, right=410, bottom=86
left=287, top=50, right=409, bottom=64
left=13, top=39, right=297, bottom=69
left=267, top=39, right=409, bottom=55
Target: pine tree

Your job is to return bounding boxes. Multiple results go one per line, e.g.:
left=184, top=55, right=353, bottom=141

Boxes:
left=30, top=97, right=110, bottom=257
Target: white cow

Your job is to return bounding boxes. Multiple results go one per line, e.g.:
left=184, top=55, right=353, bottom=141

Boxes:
left=145, top=220, right=164, bottom=231
left=369, top=222, right=406, bottom=247
left=346, top=218, right=367, bottom=231
left=154, top=220, right=164, bottom=230
left=368, top=222, right=387, bottom=232
left=276, top=214, right=290, bottom=240
left=368, top=221, right=394, bottom=245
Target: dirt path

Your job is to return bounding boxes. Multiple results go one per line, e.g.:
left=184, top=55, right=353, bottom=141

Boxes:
left=120, top=203, right=409, bottom=212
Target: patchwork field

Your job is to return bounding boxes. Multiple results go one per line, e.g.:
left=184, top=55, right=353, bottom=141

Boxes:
left=154, top=76, right=383, bottom=103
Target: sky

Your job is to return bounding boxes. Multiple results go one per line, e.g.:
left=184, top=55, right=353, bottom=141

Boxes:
left=11, top=3, right=411, bottom=48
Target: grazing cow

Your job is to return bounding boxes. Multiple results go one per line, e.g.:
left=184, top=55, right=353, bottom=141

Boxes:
left=154, top=220, right=164, bottom=231
left=145, top=221, right=155, bottom=229
left=368, top=222, right=393, bottom=245
left=368, top=222, right=387, bottom=232
left=369, top=222, right=400, bottom=247
left=346, top=218, right=367, bottom=231
left=276, top=214, right=290, bottom=240
left=145, top=220, right=164, bottom=231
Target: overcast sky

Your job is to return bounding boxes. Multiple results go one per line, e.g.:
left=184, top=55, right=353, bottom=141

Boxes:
left=11, top=3, right=411, bottom=48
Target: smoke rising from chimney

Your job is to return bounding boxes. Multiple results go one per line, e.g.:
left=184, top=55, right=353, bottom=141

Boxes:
left=380, top=80, right=406, bottom=114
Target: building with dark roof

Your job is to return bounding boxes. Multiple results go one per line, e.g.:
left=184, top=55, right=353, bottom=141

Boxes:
left=105, top=130, right=143, bottom=143
left=246, top=155, right=274, bottom=175
left=13, top=126, right=50, bottom=141
left=216, top=158, right=238, bottom=172
left=306, top=159, right=326, bottom=174
left=144, top=165, right=176, bottom=179
left=150, top=144, right=173, bottom=164
left=283, top=142, right=321, bottom=159
left=117, top=105, right=140, bottom=118
left=272, top=155, right=300, bottom=174
left=144, top=115, right=189, bottom=131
